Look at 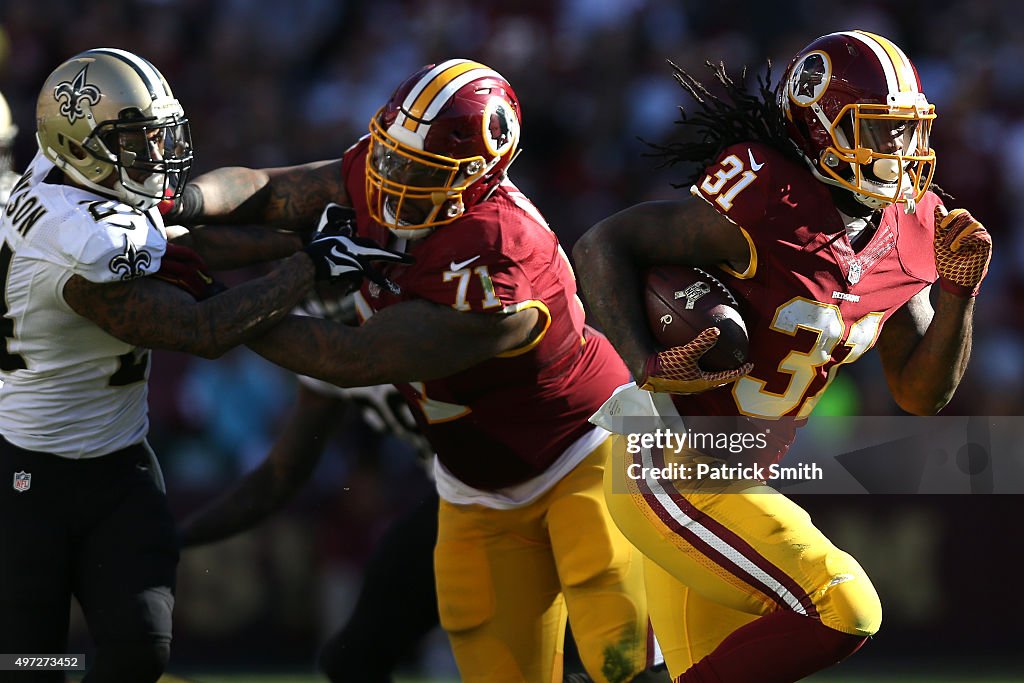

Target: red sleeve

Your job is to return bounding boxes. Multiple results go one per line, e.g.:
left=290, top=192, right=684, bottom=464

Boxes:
left=340, top=135, right=369, bottom=183
left=689, top=143, right=779, bottom=279
left=690, top=143, right=774, bottom=231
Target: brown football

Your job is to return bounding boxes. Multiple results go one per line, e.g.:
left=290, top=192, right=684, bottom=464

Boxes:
left=644, top=265, right=749, bottom=371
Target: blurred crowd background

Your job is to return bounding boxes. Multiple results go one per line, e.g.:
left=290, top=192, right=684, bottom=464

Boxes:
left=2, top=0, right=1022, bottom=678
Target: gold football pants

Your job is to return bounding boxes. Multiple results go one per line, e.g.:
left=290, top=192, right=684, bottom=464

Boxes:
left=604, top=441, right=881, bottom=676
left=435, top=439, right=653, bottom=683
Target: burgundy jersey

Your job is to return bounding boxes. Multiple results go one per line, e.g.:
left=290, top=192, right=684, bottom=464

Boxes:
left=342, top=138, right=629, bottom=490
left=674, top=142, right=939, bottom=458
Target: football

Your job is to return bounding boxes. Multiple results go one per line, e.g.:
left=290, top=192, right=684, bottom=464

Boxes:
left=644, top=265, right=749, bottom=371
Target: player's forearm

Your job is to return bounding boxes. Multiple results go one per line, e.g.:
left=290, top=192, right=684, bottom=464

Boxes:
left=186, top=166, right=275, bottom=225
left=248, top=301, right=516, bottom=387
left=186, top=253, right=314, bottom=358
left=170, top=225, right=304, bottom=270
left=573, top=223, right=657, bottom=380
left=892, top=291, right=973, bottom=415
left=247, top=315, right=397, bottom=387
left=188, top=160, right=344, bottom=228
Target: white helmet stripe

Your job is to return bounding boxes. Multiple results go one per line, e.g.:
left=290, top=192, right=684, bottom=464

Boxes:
left=393, top=60, right=502, bottom=140
left=414, top=67, right=503, bottom=140
left=393, top=59, right=475, bottom=130
left=400, top=59, right=475, bottom=113
left=86, top=48, right=168, bottom=98
left=844, top=31, right=912, bottom=94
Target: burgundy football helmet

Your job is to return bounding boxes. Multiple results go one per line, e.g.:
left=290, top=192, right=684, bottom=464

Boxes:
left=780, top=31, right=936, bottom=211
left=366, top=59, right=521, bottom=239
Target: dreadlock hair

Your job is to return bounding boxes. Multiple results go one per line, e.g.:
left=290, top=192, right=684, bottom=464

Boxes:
left=647, top=59, right=800, bottom=189
left=648, top=58, right=955, bottom=203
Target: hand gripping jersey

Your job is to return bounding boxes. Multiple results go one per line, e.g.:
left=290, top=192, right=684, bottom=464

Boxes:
left=0, top=152, right=168, bottom=457
left=675, top=142, right=939, bottom=459
left=342, top=139, right=629, bottom=495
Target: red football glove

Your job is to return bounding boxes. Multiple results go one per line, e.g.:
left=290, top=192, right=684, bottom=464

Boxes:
left=152, top=243, right=225, bottom=301
left=639, top=327, right=753, bottom=394
left=934, top=206, right=992, bottom=297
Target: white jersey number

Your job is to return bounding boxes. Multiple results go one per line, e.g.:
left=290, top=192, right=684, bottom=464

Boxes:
left=733, top=297, right=883, bottom=418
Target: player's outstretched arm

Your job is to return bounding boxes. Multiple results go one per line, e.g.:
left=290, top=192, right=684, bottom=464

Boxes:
left=572, top=199, right=751, bottom=380
left=876, top=206, right=990, bottom=415
left=178, top=383, right=345, bottom=548
left=246, top=299, right=541, bottom=387
left=63, top=253, right=315, bottom=359
left=164, top=159, right=348, bottom=270
left=166, top=225, right=306, bottom=272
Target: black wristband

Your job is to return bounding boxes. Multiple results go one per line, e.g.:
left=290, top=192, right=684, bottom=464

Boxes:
left=166, top=183, right=204, bottom=225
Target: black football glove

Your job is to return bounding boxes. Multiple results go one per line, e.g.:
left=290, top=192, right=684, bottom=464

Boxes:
left=303, top=233, right=413, bottom=293
left=311, top=202, right=358, bottom=241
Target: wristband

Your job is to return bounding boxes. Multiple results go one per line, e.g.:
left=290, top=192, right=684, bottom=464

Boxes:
left=938, top=278, right=979, bottom=298
left=163, top=184, right=204, bottom=225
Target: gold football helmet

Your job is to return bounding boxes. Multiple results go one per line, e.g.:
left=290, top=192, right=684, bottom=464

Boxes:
left=36, top=48, right=192, bottom=210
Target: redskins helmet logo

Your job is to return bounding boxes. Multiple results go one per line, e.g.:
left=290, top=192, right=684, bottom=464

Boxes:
left=788, top=51, right=831, bottom=107
left=54, top=65, right=102, bottom=124
left=482, top=98, right=520, bottom=158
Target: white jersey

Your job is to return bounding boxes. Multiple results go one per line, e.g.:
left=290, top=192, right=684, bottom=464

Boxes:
left=0, top=152, right=168, bottom=458
left=0, top=169, right=18, bottom=209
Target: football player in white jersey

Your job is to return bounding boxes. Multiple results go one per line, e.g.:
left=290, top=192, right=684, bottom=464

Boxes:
left=0, top=48, right=407, bottom=683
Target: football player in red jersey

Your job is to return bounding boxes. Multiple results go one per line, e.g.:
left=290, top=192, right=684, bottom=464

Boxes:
left=573, top=31, right=991, bottom=682
left=164, top=60, right=663, bottom=682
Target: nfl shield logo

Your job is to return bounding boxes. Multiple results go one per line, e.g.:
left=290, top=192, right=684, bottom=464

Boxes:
left=12, top=471, right=31, bottom=493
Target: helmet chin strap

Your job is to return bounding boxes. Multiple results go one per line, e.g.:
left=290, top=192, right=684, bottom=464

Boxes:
left=117, top=168, right=164, bottom=210
left=802, top=150, right=918, bottom=214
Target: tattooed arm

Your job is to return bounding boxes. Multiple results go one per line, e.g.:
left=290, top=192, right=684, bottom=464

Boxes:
left=191, top=159, right=347, bottom=227
left=247, top=300, right=541, bottom=387
left=572, top=200, right=750, bottom=379
left=63, top=253, right=315, bottom=359
left=167, top=160, right=348, bottom=270
left=167, top=225, right=305, bottom=271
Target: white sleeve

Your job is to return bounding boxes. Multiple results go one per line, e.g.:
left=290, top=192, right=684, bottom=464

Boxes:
left=71, top=207, right=167, bottom=284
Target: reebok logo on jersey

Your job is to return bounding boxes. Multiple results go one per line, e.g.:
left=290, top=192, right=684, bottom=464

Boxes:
left=449, top=255, right=481, bottom=272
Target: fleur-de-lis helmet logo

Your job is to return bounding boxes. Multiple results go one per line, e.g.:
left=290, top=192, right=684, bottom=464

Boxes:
left=54, top=65, right=102, bottom=124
